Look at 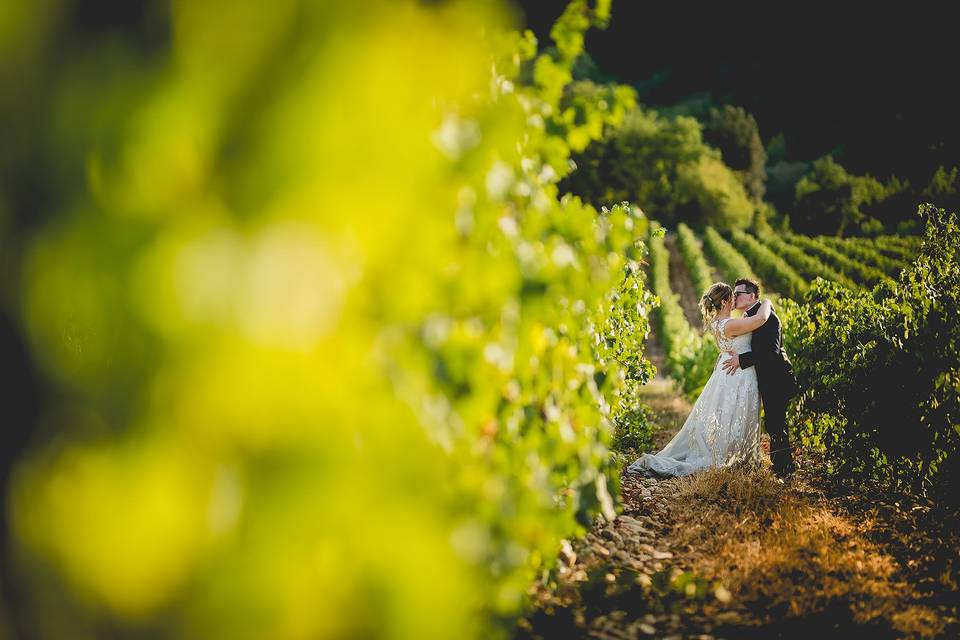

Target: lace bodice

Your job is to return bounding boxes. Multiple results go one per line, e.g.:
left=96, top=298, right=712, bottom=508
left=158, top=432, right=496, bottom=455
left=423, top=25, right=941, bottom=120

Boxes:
left=712, top=317, right=752, bottom=353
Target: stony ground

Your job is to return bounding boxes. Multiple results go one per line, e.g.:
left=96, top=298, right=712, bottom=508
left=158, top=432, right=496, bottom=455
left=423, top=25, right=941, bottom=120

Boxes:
left=514, top=373, right=960, bottom=640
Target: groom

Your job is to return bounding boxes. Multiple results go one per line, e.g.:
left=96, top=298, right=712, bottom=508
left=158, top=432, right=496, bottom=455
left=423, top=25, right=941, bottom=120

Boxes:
left=721, top=279, right=799, bottom=478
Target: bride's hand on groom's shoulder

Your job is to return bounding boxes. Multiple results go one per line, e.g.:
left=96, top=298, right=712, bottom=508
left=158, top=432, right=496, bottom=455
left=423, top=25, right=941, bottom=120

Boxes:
left=760, top=298, right=773, bottom=320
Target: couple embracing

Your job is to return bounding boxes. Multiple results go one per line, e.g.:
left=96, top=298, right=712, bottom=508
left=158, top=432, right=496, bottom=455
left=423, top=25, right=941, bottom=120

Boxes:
left=628, top=279, right=799, bottom=480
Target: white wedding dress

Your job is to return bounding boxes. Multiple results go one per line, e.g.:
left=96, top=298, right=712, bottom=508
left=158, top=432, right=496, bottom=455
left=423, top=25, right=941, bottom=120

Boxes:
left=628, top=317, right=762, bottom=477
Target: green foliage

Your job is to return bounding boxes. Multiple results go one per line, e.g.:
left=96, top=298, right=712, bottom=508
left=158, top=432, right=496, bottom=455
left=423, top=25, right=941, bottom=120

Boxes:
left=871, top=235, right=921, bottom=260
left=612, top=402, right=654, bottom=452
left=701, top=226, right=762, bottom=287
left=728, top=229, right=808, bottom=299
left=817, top=236, right=909, bottom=276
left=647, top=223, right=718, bottom=399
left=753, top=200, right=791, bottom=236
left=561, top=107, right=698, bottom=212
left=765, top=158, right=811, bottom=214
left=920, top=165, right=960, bottom=212
left=656, top=91, right=713, bottom=121
left=860, top=175, right=916, bottom=236
left=676, top=223, right=715, bottom=296
left=702, top=105, right=767, bottom=202
left=754, top=232, right=856, bottom=290
left=858, top=216, right=887, bottom=237
left=570, top=51, right=617, bottom=83
left=790, top=156, right=930, bottom=237
left=895, top=218, right=921, bottom=235
left=561, top=107, right=754, bottom=230
left=675, top=329, right=721, bottom=401
left=560, top=80, right=638, bottom=152
left=879, top=234, right=923, bottom=250
left=1, top=1, right=656, bottom=637
left=788, top=161, right=960, bottom=238
left=676, top=153, right=755, bottom=229
left=648, top=223, right=697, bottom=357
left=783, top=204, right=960, bottom=498
left=784, top=233, right=891, bottom=287
left=792, top=156, right=890, bottom=236
left=765, top=133, right=787, bottom=165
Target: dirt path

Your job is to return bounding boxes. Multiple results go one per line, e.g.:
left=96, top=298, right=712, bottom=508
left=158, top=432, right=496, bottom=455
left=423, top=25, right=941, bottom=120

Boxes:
left=516, top=387, right=959, bottom=639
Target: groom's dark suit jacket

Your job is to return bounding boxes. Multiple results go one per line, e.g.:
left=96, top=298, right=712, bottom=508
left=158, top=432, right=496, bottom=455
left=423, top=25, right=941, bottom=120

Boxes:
left=739, top=301, right=798, bottom=400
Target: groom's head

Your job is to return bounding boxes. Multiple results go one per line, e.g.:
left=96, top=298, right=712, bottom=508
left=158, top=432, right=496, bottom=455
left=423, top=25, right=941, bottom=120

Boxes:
left=733, top=278, right=760, bottom=311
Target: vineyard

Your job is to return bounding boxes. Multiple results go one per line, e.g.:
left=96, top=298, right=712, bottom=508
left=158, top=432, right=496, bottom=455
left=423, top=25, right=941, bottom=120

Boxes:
left=642, top=213, right=958, bottom=495
left=517, top=207, right=959, bottom=638
left=647, top=223, right=917, bottom=398
left=1, top=0, right=958, bottom=638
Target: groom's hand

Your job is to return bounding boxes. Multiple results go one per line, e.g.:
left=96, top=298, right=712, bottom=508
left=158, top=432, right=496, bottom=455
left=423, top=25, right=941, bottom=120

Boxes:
left=721, top=351, right=739, bottom=375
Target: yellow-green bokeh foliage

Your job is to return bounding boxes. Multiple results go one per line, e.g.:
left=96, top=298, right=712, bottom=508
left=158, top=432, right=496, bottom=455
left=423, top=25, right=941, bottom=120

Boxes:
left=6, top=1, right=654, bottom=637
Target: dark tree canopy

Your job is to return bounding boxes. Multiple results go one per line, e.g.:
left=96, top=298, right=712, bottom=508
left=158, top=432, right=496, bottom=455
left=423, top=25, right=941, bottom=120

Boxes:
left=516, top=1, right=958, bottom=188
left=703, top=105, right=767, bottom=202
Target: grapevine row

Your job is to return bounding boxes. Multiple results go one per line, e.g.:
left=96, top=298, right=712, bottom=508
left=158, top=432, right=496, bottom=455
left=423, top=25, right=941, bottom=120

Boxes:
left=816, top=236, right=909, bottom=276
left=781, top=205, right=959, bottom=496
left=728, top=229, right=808, bottom=299
left=648, top=224, right=718, bottom=398
left=755, top=233, right=856, bottom=290
left=649, top=224, right=699, bottom=371
left=877, top=234, right=922, bottom=250
left=785, top=233, right=891, bottom=287
left=861, top=236, right=919, bottom=262
left=676, top=223, right=715, bottom=296
left=701, top=226, right=763, bottom=289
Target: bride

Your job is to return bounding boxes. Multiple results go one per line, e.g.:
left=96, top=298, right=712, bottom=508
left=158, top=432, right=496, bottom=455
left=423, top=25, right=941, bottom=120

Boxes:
left=628, top=282, right=771, bottom=477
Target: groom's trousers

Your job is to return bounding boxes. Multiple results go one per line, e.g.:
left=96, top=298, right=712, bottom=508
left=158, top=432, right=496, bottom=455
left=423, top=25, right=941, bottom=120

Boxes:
left=761, top=389, right=794, bottom=474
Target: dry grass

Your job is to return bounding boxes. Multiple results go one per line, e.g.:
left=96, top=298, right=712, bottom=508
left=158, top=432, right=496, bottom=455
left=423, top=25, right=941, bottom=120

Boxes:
left=662, top=466, right=946, bottom=638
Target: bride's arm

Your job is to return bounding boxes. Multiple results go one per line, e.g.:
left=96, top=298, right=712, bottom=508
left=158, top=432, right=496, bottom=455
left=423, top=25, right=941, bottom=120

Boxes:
left=723, top=300, right=772, bottom=338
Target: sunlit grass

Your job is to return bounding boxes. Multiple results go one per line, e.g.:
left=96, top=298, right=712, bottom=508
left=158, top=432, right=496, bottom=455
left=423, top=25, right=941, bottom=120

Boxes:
left=664, top=466, right=944, bottom=637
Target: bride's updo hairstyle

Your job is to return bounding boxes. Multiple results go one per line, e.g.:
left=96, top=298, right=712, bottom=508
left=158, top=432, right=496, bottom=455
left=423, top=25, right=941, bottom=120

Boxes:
left=699, top=282, right=732, bottom=326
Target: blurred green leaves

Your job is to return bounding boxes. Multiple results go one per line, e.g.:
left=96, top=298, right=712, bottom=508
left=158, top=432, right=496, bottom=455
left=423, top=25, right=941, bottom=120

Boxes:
left=3, top=1, right=656, bottom=638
